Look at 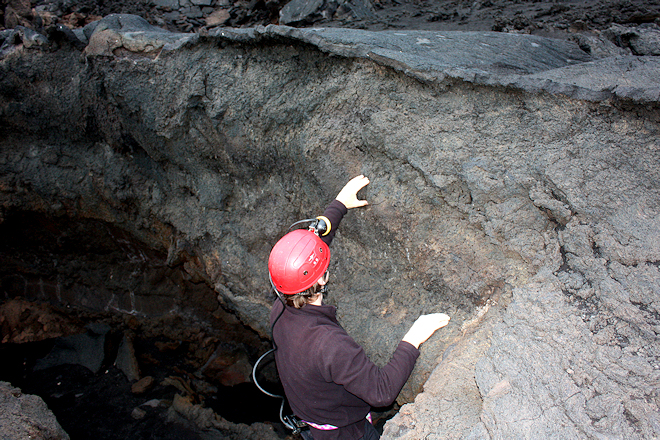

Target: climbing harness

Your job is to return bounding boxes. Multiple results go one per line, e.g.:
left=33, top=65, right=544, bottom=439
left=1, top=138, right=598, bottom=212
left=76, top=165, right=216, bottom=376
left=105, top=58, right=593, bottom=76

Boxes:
left=303, top=413, right=373, bottom=431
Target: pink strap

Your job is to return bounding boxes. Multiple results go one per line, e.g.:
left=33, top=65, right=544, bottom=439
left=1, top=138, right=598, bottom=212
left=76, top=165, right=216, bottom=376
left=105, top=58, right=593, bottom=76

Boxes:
left=303, top=413, right=372, bottom=431
left=304, top=421, right=339, bottom=431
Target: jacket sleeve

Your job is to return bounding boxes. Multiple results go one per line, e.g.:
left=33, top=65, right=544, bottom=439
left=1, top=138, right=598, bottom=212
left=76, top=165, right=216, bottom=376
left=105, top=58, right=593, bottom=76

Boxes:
left=320, top=199, right=348, bottom=246
left=316, top=328, right=420, bottom=407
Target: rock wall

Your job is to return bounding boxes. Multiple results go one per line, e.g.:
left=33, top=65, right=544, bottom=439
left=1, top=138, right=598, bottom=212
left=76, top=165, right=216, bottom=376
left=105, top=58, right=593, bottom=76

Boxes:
left=1, top=16, right=659, bottom=438
left=0, top=381, right=70, bottom=440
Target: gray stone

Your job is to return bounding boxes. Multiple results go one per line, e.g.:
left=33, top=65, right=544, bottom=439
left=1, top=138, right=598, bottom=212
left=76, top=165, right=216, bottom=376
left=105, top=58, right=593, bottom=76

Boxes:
left=181, top=6, right=204, bottom=19
left=163, top=11, right=182, bottom=21
left=116, top=332, right=141, bottom=382
left=80, top=14, right=198, bottom=56
left=279, top=0, right=325, bottom=25
left=474, top=269, right=660, bottom=439
left=71, top=28, right=88, bottom=45
left=341, top=0, right=376, bottom=20
left=13, top=26, right=49, bottom=48
left=34, top=4, right=58, bottom=13
left=153, top=0, right=180, bottom=9
left=83, top=13, right=166, bottom=41
left=216, top=25, right=659, bottom=103
left=34, top=324, right=110, bottom=373
left=131, top=407, right=147, bottom=420
left=605, top=23, right=660, bottom=56
left=0, top=26, right=48, bottom=58
left=190, top=0, right=213, bottom=6
left=279, top=0, right=375, bottom=24
left=0, top=382, right=70, bottom=440
left=569, top=32, right=631, bottom=58
left=0, top=29, right=14, bottom=41
left=628, top=26, right=660, bottom=56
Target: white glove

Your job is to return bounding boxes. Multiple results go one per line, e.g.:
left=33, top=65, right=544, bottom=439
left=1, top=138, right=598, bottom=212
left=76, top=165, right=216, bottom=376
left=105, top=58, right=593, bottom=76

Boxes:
left=402, top=313, right=450, bottom=349
left=335, top=175, right=370, bottom=209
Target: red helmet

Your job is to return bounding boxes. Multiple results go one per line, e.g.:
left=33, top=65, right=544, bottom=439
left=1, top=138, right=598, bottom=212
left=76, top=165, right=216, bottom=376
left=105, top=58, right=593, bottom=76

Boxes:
left=268, top=229, right=330, bottom=294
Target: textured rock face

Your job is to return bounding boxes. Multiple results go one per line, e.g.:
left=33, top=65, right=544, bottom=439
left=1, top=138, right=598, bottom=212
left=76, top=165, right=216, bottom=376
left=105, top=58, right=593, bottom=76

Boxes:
left=1, top=17, right=659, bottom=438
left=0, top=381, right=70, bottom=440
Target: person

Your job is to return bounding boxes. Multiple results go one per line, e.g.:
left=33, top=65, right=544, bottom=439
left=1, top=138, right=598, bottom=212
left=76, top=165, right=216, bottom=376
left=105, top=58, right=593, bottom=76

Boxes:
left=268, top=175, right=450, bottom=440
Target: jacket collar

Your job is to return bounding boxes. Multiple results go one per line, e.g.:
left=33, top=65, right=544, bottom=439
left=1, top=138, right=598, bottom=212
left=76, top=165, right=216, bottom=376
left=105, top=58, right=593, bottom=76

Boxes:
left=286, top=301, right=338, bottom=322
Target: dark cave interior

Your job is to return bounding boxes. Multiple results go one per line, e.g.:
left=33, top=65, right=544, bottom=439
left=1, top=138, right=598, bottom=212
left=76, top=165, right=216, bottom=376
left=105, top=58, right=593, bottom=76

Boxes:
left=0, top=209, right=293, bottom=439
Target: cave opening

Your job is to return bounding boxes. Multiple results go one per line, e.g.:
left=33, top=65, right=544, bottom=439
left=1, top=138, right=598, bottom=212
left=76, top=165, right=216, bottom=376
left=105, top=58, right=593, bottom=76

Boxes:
left=0, top=209, right=295, bottom=439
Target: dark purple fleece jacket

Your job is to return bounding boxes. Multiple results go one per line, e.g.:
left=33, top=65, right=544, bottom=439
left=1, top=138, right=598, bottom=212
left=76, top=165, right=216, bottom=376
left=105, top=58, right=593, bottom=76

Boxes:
left=270, top=200, right=420, bottom=440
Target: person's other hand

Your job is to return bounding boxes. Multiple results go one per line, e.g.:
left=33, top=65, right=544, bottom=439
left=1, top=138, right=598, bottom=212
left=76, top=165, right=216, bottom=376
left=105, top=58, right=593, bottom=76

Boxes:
left=335, top=175, right=370, bottom=209
left=402, top=313, right=451, bottom=349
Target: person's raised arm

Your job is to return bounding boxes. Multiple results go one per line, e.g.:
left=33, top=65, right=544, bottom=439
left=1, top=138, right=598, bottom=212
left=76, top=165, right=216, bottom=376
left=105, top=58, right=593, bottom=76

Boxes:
left=320, top=175, right=370, bottom=245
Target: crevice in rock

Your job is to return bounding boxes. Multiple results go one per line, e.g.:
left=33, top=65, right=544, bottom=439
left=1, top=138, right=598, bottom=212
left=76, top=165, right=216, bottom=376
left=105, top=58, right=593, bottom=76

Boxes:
left=591, top=242, right=603, bottom=259
left=630, top=300, right=660, bottom=323
left=557, top=245, right=570, bottom=273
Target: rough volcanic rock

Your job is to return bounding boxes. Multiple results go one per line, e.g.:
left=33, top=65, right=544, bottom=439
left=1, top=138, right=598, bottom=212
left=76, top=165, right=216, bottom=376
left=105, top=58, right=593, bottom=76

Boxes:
left=279, top=0, right=376, bottom=26
left=169, top=393, right=282, bottom=439
left=198, top=342, right=253, bottom=386
left=3, top=0, right=660, bottom=42
left=0, top=381, right=70, bottom=440
left=605, top=23, right=660, bottom=55
left=474, top=269, right=660, bottom=439
left=0, top=299, right=84, bottom=343
left=1, top=15, right=659, bottom=440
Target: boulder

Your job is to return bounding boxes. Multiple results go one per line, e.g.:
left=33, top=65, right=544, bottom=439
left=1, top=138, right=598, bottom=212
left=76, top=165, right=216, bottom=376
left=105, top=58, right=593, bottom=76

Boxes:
left=131, top=376, right=155, bottom=394
left=604, top=23, right=660, bottom=55
left=82, top=13, right=166, bottom=40
left=3, top=0, right=32, bottom=29
left=0, top=25, right=48, bottom=58
left=279, top=0, right=375, bottom=25
left=154, top=0, right=181, bottom=9
left=0, top=381, right=70, bottom=440
left=116, top=332, right=141, bottom=381
left=0, top=299, right=84, bottom=344
left=169, top=393, right=282, bottom=439
left=199, top=344, right=252, bottom=386
left=205, top=9, right=231, bottom=28
left=34, top=323, right=111, bottom=374
left=279, top=0, right=325, bottom=25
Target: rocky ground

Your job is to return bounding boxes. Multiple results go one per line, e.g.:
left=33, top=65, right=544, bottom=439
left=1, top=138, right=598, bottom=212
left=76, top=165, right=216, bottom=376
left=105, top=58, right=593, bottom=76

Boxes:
left=2, top=0, right=660, bottom=41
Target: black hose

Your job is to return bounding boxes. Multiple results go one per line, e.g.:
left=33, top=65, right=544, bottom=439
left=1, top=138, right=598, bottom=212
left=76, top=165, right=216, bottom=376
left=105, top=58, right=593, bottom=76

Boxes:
left=252, top=282, right=293, bottom=430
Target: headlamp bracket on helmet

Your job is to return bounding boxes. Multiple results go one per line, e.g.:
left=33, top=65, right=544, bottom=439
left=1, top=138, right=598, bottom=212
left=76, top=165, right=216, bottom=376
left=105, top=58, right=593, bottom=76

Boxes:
left=287, top=216, right=330, bottom=237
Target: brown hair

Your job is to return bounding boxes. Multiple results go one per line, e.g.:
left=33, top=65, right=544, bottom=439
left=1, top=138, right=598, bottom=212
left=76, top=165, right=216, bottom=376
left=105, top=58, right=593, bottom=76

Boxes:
left=285, top=282, right=321, bottom=309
